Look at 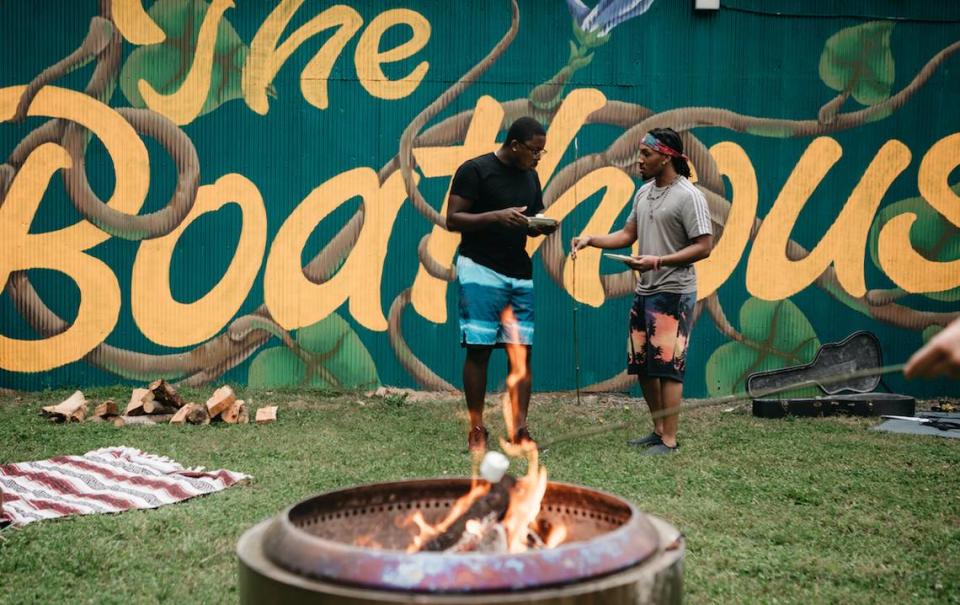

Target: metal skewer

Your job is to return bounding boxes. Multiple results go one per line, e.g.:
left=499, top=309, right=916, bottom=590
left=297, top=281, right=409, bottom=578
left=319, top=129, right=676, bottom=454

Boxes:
left=540, top=363, right=907, bottom=450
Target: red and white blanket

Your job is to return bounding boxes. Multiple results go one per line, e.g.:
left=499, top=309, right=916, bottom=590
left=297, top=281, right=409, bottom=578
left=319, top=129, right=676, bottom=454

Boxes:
left=0, top=446, right=250, bottom=527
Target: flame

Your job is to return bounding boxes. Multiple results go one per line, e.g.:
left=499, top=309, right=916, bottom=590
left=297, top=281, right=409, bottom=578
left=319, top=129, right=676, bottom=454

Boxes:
left=353, top=533, right=383, bottom=549
left=498, top=439, right=549, bottom=552
left=496, top=305, right=556, bottom=552
left=402, top=481, right=490, bottom=552
left=544, top=522, right=568, bottom=547
left=395, top=307, right=563, bottom=555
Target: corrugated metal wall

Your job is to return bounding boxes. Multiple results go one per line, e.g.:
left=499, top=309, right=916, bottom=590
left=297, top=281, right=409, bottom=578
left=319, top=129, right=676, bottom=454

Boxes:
left=1, top=0, right=959, bottom=397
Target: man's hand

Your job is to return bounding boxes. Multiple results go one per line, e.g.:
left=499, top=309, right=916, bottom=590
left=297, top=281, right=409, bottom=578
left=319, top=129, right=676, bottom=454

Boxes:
left=532, top=223, right=558, bottom=236
left=625, top=255, right=660, bottom=272
left=495, top=206, right=529, bottom=229
left=570, top=235, right=592, bottom=259
left=905, top=317, right=960, bottom=379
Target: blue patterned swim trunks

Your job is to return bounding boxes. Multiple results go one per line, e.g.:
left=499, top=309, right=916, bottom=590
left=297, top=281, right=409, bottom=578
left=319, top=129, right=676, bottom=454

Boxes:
left=456, top=255, right=534, bottom=348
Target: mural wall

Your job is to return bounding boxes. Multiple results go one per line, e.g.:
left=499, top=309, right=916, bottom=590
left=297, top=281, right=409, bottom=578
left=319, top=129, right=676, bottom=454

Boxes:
left=1, top=0, right=959, bottom=397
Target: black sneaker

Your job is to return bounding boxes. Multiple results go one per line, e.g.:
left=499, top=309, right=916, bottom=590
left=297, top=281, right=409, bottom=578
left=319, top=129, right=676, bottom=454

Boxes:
left=468, top=425, right=489, bottom=453
left=640, top=443, right=680, bottom=456
left=626, top=432, right=662, bottom=448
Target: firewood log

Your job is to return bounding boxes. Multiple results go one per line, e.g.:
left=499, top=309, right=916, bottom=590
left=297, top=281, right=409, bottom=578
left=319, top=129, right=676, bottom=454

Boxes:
left=205, top=385, right=236, bottom=419
left=91, top=400, right=118, bottom=419
left=148, top=379, right=185, bottom=409
left=255, top=406, right=278, bottom=424
left=222, top=400, right=248, bottom=424
left=142, top=398, right=178, bottom=415
left=114, top=414, right=174, bottom=427
left=171, top=403, right=197, bottom=424
left=125, top=388, right=153, bottom=416
left=185, top=403, right=211, bottom=425
left=41, top=391, right=87, bottom=423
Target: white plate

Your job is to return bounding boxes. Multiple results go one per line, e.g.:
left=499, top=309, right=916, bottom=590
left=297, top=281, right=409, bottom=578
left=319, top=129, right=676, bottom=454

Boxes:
left=603, top=253, right=635, bottom=264
left=527, top=216, right=558, bottom=228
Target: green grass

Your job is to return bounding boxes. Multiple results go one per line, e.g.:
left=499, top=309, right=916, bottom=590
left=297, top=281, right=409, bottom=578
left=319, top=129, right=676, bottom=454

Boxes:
left=1, top=388, right=959, bottom=604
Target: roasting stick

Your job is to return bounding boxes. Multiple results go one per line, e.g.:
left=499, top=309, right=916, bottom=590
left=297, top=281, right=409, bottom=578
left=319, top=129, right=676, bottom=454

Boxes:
left=539, top=363, right=907, bottom=450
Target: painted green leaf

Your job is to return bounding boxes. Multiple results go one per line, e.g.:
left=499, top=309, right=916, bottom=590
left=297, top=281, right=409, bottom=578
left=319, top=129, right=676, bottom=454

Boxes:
left=868, top=185, right=960, bottom=302
left=705, top=298, right=821, bottom=397
left=571, top=19, right=610, bottom=50
left=819, top=21, right=895, bottom=106
left=248, top=314, right=380, bottom=390
left=120, top=0, right=248, bottom=118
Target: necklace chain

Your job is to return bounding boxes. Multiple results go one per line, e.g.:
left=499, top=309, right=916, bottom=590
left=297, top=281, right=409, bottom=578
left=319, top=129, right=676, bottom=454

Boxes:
left=646, top=178, right=676, bottom=218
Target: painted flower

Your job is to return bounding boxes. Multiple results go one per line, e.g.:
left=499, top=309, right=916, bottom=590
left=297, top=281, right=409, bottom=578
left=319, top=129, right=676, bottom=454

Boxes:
left=530, top=0, right=656, bottom=109
left=565, top=0, right=656, bottom=36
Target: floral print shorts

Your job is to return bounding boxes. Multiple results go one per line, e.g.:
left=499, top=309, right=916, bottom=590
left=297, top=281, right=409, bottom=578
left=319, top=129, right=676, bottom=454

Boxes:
left=627, top=291, right=697, bottom=382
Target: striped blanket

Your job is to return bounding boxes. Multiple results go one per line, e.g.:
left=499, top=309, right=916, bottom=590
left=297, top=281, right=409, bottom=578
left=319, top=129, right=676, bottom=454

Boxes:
left=0, top=446, right=250, bottom=527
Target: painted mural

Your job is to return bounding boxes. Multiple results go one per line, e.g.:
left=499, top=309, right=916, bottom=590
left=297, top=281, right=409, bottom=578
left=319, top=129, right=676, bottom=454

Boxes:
left=1, top=0, right=958, bottom=397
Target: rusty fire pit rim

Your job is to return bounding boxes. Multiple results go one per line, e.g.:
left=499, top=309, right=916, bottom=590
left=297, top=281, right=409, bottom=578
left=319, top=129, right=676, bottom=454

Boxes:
left=270, top=475, right=654, bottom=561
left=238, top=514, right=685, bottom=603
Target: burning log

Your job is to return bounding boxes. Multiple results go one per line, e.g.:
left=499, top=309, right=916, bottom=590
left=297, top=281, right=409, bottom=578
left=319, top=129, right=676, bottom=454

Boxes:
left=420, top=452, right=516, bottom=553
left=41, top=391, right=87, bottom=423
left=420, top=475, right=516, bottom=552
left=447, top=517, right=509, bottom=553
left=170, top=403, right=210, bottom=425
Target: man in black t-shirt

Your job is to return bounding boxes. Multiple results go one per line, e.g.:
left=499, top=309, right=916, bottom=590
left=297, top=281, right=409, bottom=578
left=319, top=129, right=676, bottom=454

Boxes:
left=446, top=117, right=557, bottom=454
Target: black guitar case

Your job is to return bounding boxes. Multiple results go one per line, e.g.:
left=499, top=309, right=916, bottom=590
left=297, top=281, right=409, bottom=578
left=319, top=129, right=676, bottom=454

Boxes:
left=752, top=392, right=915, bottom=419
left=749, top=331, right=915, bottom=419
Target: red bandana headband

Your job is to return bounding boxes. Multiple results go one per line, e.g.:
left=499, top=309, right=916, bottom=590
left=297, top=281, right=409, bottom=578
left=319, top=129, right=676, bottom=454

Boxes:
left=642, top=133, right=689, bottom=161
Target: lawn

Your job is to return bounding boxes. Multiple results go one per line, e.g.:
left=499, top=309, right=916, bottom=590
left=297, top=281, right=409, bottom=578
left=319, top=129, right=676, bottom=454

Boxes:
left=1, top=387, right=958, bottom=604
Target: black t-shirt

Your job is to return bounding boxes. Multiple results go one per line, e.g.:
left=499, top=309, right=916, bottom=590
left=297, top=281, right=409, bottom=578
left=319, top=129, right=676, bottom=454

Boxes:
left=450, top=153, right=544, bottom=279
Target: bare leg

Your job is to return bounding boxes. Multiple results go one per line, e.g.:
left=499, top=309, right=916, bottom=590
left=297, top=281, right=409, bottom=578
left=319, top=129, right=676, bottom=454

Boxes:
left=659, top=379, right=683, bottom=448
left=464, top=347, right=493, bottom=430
left=638, top=377, right=664, bottom=435
left=509, top=346, right=533, bottom=437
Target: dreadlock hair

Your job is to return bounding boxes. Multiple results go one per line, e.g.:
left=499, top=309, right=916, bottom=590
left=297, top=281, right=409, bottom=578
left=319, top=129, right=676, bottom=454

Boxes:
left=505, top=117, right=546, bottom=145
left=649, top=127, right=691, bottom=178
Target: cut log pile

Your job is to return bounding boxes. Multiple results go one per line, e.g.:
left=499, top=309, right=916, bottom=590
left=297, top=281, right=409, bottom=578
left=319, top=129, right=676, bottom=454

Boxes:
left=40, top=390, right=87, bottom=423
left=37, top=382, right=278, bottom=428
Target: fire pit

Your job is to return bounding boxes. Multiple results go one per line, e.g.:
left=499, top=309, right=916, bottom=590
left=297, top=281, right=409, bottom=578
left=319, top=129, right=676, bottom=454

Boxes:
left=237, top=477, right=684, bottom=604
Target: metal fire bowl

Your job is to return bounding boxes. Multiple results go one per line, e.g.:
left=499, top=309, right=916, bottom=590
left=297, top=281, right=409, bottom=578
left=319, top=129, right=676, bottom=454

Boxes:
left=250, top=478, right=661, bottom=594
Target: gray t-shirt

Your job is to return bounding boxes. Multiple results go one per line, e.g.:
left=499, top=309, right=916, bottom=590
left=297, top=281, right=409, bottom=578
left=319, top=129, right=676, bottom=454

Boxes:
left=625, top=176, right=713, bottom=295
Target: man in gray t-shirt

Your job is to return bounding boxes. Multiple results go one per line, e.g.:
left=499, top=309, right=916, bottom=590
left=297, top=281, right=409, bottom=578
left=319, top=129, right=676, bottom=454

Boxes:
left=571, top=128, right=713, bottom=455
left=628, top=173, right=713, bottom=295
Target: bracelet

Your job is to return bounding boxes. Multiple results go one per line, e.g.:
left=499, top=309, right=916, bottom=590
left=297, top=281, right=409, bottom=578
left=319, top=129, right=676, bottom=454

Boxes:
left=654, top=256, right=662, bottom=270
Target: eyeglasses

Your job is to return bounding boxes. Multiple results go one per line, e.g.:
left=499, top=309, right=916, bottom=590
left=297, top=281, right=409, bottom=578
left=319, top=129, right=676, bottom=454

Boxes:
left=516, top=141, right=548, bottom=157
